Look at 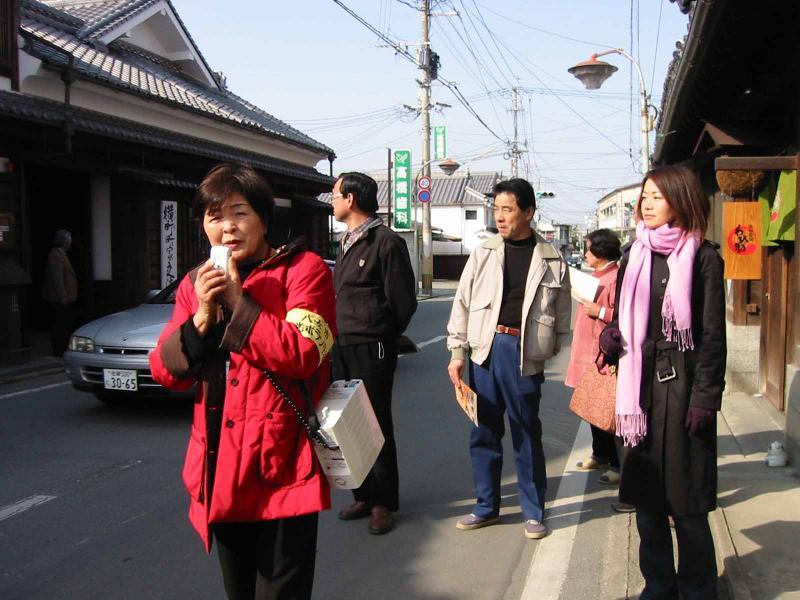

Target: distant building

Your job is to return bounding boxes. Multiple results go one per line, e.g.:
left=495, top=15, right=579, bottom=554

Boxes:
left=596, top=183, right=641, bottom=243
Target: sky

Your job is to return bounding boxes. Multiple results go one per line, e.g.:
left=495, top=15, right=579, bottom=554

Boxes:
left=170, top=1, right=689, bottom=224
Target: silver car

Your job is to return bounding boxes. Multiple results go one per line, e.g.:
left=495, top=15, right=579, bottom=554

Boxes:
left=63, top=280, right=192, bottom=402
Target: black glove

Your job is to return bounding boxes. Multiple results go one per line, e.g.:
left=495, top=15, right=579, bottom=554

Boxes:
left=685, top=406, right=715, bottom=435
left=599, top=325, right=623, bottom=364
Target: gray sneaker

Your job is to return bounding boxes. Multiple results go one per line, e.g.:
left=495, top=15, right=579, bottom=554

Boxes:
left=524, top=519, right=548, bottom=539
left=456, top=513, right=500, bottom=530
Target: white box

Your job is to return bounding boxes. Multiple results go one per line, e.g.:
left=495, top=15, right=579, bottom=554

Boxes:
left=314, top=379, right=385, bottom=489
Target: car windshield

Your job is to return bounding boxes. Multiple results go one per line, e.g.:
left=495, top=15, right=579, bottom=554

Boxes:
left=147, top=278, right=181, bottom=304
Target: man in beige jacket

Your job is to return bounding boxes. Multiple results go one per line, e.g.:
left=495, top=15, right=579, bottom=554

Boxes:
left=446, top=178, right=571, bottom=539
left=42, top=229, right=78, bottom=356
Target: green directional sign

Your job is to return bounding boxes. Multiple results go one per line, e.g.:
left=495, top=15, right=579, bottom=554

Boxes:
left=393, top=149, right=412, bottom=230
left=434, top=126, right=447, bottom=160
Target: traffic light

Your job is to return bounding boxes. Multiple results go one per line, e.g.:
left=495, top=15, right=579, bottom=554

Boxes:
left=430, top=51, right=440, bottom=81
left=536, top=191, right=555, bottom=199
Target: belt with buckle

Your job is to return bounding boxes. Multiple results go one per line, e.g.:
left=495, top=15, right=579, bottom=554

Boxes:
left=655, top=352, right=677, bottom=383
left=496, top=324, right=521, bottom=336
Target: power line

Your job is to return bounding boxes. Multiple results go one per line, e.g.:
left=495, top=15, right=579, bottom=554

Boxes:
left=330, top=0, right=508, bottom=145
left=473, top=1, right=616, bottom=49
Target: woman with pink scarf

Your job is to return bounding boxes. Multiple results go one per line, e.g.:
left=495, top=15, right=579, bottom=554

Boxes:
left=600, top=165, right=726, bottom=599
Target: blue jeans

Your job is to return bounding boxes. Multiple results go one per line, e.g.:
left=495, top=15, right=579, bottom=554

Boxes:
left=468, top=332, right=547, bottom=522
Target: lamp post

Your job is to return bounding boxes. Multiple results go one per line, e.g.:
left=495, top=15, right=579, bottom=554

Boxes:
left=568, top=48, right=653, bottom=175
left=415, top=157, right=460, bottom=296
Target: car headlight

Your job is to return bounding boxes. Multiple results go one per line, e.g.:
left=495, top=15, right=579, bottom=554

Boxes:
left=68, top=336, right=95, bottom=352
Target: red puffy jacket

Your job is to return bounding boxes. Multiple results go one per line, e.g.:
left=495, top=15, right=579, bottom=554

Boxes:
left=150, top=242, right=335, bottom=551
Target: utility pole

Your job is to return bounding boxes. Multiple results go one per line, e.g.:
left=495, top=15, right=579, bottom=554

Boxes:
left=419, top=0, right=433, bottom=296
left=509, top=86, right=524, bottom=178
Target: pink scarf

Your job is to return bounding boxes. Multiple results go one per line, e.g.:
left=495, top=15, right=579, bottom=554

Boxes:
left=615, top=221, right=700, bottom=446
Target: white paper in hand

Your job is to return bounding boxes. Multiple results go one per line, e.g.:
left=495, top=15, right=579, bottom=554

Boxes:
left=569, top=267, right=600, bottom=304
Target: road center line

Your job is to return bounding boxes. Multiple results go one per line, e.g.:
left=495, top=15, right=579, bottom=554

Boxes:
left=0, top=494, right=57, bottom=522
left=0, top=381, right=70, bottom=400
left=416, top=335, right=447, bottom=349
left=521, top=420, right=593, bottom=600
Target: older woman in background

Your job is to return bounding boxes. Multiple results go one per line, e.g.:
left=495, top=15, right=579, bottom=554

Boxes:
left=565, top=229, right=622, bottom=484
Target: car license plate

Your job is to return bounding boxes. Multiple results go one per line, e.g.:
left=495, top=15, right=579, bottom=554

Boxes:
left=103, top=369, right=138, bottom=391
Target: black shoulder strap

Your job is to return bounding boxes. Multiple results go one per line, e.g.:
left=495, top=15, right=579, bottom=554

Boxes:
left=262, top=369, right=338, bottom=450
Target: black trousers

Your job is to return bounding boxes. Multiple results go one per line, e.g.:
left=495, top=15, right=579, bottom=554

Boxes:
left=636, top=509, right=717, bottom=600
left=214, top=514, right=318, bottom=600
left=590, top=425, right=620, bottom=468
left=49, top=301, right=77, bottom=357
left=332, top=339, right=399, bottom=511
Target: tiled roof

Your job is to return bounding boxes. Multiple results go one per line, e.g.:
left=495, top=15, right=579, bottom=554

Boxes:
left=40, top=0, right=156, bottom=39
left=0, top=90, right=334, bottom=185
left=317, top=172, right=499, bottom=207
left=21, top=1, right=334, bottom=156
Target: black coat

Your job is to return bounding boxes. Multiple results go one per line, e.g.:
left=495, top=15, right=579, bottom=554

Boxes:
left=334, top=223, right=418, bottom=345
left=615, top=241, right=726, bottom=516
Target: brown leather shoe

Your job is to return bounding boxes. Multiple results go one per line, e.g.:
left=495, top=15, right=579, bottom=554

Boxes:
left=368, top=506, right=394, bottom=535
left=338, top=501, right=372, bottom=521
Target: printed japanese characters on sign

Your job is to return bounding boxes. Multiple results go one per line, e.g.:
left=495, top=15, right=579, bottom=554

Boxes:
left=160, top=200, right=178, bottom=289
left=727, top=224, right=757, bottom=255
left=286, top=308, right=334, bottom=364
left=393, top=149, right=412, bottom=230
left=434, top=126, right=447, bottom=161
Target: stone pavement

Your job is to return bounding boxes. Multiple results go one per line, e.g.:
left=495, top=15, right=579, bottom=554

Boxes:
left=713, top=389, right=800, bottom=600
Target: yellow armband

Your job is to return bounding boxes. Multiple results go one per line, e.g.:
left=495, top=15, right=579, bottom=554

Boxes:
left=286, top=308, right=334, bottom=364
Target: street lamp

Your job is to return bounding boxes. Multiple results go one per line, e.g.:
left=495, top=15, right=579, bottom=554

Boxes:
left=569, top=48, right=653, bottom=175
left=418, top=157, right=460, bottom=296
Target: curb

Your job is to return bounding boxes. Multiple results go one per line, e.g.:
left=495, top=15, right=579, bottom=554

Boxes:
left=0, top=363, right=65, bottom=386
left=709, top=507, right=752, bottom=600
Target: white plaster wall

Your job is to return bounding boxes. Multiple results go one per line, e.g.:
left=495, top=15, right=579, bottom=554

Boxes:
left=19, top=60, right=327, bottom=169
left=431, top=206, right=462, bottom=237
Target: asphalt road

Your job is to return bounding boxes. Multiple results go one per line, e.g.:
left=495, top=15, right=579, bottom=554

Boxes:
left=0, top=295, right=635, bottom=600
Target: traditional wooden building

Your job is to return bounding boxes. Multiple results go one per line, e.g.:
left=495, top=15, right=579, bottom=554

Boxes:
left=654, top=1, right=800, bottom=462
left=0, top=0, right=335, bottom=363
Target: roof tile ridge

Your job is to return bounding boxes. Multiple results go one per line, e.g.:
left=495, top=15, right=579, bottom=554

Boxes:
left=224, top=89, right=334, bottom=154
left=22, top=0, right=85, bottom=31
left=78, top=0, right=156, bottom=39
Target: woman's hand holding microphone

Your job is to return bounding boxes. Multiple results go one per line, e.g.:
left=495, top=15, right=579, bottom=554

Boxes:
left=192, top=255, right=242, bottom=336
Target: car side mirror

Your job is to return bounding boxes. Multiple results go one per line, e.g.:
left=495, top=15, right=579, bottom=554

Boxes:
left=146, top=289, right=160, bottom=301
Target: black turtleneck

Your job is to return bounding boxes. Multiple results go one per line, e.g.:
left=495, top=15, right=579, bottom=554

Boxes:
left=497, top=234, right=536, bottom=329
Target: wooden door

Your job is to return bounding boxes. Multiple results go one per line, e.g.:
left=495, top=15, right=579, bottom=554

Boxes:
left=760, top=246, right=789, bottom=410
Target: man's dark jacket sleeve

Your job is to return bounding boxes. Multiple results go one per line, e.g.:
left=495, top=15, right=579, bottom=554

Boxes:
left=382, top=235, right=417, bottom=335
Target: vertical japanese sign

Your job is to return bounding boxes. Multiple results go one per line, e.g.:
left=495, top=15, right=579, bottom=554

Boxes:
left=160, top=200, right=178, bottom=289
left=722, top=202, right=761, bottom=280
left=434, top=126, right=447, bottom=160
left=393, top=149, right=412, bottom=230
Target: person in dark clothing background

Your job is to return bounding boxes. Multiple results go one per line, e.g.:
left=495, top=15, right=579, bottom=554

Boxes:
left=601, top=165, right=726, bottom=599
left=42, top=229, right=78, bottom=357
left=331, top=171, right=417, bottom=535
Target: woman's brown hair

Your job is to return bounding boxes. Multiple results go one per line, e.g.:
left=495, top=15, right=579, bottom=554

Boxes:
left=636, top=165, right=709, bottom=236
left=194, top=163, right=274, bottom=233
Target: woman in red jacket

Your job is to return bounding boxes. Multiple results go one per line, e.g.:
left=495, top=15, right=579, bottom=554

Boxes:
left=565, top=229, right=622, bottom=484
left=150, top=163, right=336, bottom=600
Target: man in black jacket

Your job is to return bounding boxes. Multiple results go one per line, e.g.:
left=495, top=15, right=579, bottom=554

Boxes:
left=331, top=171, right=417, bottom=535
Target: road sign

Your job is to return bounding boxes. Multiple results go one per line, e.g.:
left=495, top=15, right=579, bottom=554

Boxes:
left=418, top=175, right=431, bottom=190
left=418, top=190, right=431, bottom=203
left=434, top=126, right=447, bottom=160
